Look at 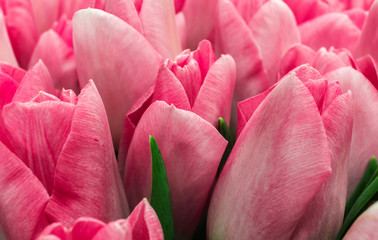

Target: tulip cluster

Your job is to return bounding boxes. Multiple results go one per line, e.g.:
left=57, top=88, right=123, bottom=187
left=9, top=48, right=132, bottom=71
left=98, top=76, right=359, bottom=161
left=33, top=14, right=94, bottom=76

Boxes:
left=0, top=0, right=377, bottom=239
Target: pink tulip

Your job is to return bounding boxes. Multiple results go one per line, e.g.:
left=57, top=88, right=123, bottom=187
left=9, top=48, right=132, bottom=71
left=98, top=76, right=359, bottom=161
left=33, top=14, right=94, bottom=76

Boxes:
left=73, top=8, right=161, bottom=147
left=208, top=65, right=353, bottom=239
left=0, top=80, right=128, bottom=240
left=343, top=201, right=378, bottom=240
left=214, top=0, right=300, bottom=128
left=37, top=199, right=163, bottom=240
left=124, top=101, right=227, bottom=239
left=118, top=40, right=235, bottom=172
left=0, top=0, right=104, bottom=68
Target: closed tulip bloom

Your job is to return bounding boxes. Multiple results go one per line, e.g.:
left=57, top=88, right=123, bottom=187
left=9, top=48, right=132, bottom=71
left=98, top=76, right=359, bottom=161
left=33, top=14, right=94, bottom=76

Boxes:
left=0, top=81, right=128, bottom=240
left=37, top=199, right=163, bottom=240
left=124, top=101, right=227, bottom=239
left=118, top=40, right=235, bottom=171
left=208, top=65, right=353, bottom=239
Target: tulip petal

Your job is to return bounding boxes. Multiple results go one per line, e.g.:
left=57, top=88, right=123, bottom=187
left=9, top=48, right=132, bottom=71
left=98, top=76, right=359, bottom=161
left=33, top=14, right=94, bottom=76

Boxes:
left=248, top=0, right=300, bottom=84
left=73, top=8, right=161, bottom=147
left=192, top=54, right=235, bottom=126
left=325, top=67, right=378, bottom=196
left=192, top=40, right=216, bottom=80
left=139, top=0, right=181, bottom=59
left=29, top=0, right=59, bottom=34
left=291, top=91, right=353, bottom=240
left=216, top=0, right=269, bottom=102
left=229, top=0, right=266, bottom=23
left=283, top=0, right=329, bottom=24
left=104, top=0, right=143, bottom=34
left=279, top=44, right=316, bottom=78
left=70, top=218, right=106, bottom=239
left=312, top=48, right=352, bottom=75
left=29, top=30, right=79, bottom=92
left=2, top=99, right=75, bottom=194
left=299, top=13, right=361, bottom=52
left=45, top=81, right=129, bottom=226
left=356, top=55, right=378, bottom=89
left=0, top=63, right=25, bottom=83
left=355, top=0, right=378, bottom=61
left=343, top=201, right=378, bottom=240
left=0, top=141, right=49, bottom=240
left=125, top=101, right=227, bottom=239
left=152, top=64, right=191, bottom=110
left=345, top=8, right=368, bottom=30
left=208, top=75, right=331, bottom=239
left=2, top=0, right=39, bottom=68
left=183, top=0, right=218, bottom=49
left=12, top=61, right=55, bottom=103
left=0, top=9, right=18, bottom=66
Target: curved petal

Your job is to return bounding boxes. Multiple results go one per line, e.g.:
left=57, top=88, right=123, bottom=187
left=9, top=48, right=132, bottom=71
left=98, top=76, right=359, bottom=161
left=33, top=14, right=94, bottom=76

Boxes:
left=229, top=0, right=267, bottom=23
left=355, top=0, right=378, bottom=62
left=248, top=0, right=300, bottom=84
left=45, top=81, right=129, bottom=227
left=151, top=64, right=191, bottom=110
left=282, top=0, right=329, bottom=24
left=73, top=9, right=161, bottom=147
left=291, top=91, right=353, bottom=239
left=125, top=101, right=227, bottom=239
left=0, top=9, right=18, bottom=66
left=345, top=8, right=368, bottom=30
left=207, top=75, right=331, bottom=239
left=279, top=44, right=316, bottom=78
left=344, top=202, right=378, bottom=240
left=356, top=55, right=378, bottom=89
left=312, top=48, right=352, bottom=75
left=139, top=0, right=181, bottom=58
left=2, top=0, right=39, bottom=68
left=29, top=0, right=59, bottom=34
left=0, top=141, right=49, bottom=240
left=104, top=0, right=143, bottom=34
left=216, top=0, right=268, bottom=102
left=29, top=30, right=79, bottom=92
left=299, top=13, right=361, bottom=52
left=192, top=40, right=216, bottom=80
left=12, top=60, right=55, bottom=103
left=2, top=100, right=75, bottom=194
left=192, top=54, right=236, bottom=126
left=325, top=67, right=378, bottom=196
left=183, top=0, right=218, bottom=49
left=175, top=12, right=186, bottom=49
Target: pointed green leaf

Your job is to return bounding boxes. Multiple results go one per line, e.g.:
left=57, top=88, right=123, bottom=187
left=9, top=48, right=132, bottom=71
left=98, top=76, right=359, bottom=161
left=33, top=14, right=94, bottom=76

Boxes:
left=217, top=118, right=235, bottom=178
left=149, top=136, right=174, bottom=240
left=336, top=160, right=378, bottom=239
left=345, top=157, right=377, bottom=218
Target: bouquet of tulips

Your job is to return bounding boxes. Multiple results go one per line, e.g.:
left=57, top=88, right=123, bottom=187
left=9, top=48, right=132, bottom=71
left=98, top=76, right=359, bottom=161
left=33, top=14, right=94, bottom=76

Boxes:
left=0, top=0, right=377, bottom=239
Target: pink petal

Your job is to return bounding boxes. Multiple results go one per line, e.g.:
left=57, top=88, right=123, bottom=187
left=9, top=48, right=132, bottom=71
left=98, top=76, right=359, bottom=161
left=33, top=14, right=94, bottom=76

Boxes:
left=104, top=0, right=143, bottom=34
left=291, top=91, right=353, bottom=239
left=70, top=218, right=106, bottom=239
left=12, top=60, right=55, bottom=103
left=216, top=0, right=269, bottom=102
left=229, top=0, right=267, bottom=23
left=207, top=74, right=331, bottom=239
left=356, top=55, right=378, bottom=89
left=29, top=0, right=59, bottom=34
left=355, top=0, right=378, bottom=62
left=345, top=8, right=368, bottom=30
left=248, top=0, right=300, bottom=85
left=174, top=0, right=185, bottom=12
left=175, top=12, right=186, bottom=49
left=151, top=64, right=191, bottom=110
left=0, top=63, right=25, bottom=83
left=37, top=223, right=68, bottom=239
left=73, top=9, right=161, bottom=147
left=325, top=67, right=378, bottom=195
left=94, top=199, right=163, bottom=240
left=139, top=0, right=181, bottom=59
left=124, top=101, right=227, bottom=239
left=279, top=44, right=316, bottom=78
left=183, top=0, right=218, bottom=49
left=60, top=0, right=97, bottom=19
left=0, top=141, right=49, bottom=240
left=283, top=0, right=329, bottom=24
left=1, top=0, right=39, bottom=68
left=344, top=202, right=378, bottom=240
left=29, top=30, right=79, bottom=92
left=312, top=48, right=352, bottom=75
left=45, top=81, right=129, bottom=227
left=192, top=54, right=236, bottom=126
left=0, top=71, right=19, bottom=108
left=192, top=40, right=216, bottom=80
left=299, top=13, right=361, bottom=52
left=52, top=16, right=74, bottom=48
left=0, top=9, right=17, bottom=66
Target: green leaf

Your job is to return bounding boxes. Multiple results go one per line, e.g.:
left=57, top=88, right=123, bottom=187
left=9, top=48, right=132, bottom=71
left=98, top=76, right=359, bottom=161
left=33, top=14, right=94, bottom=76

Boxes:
left=217, top=118, right=235, bottom=178
left=344, top=157, right=377, bottom=218
left=149, top=136, right=174, bottom=240
left=336, top=159, right=378, bottom=239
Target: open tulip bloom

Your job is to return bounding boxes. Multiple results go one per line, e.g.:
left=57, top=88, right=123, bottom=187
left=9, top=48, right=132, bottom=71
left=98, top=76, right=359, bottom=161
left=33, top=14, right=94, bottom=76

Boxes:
left=1, top=0, right=378, bottom=240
